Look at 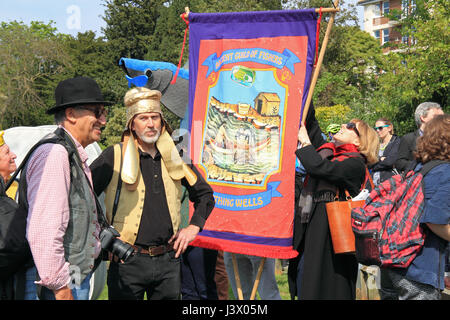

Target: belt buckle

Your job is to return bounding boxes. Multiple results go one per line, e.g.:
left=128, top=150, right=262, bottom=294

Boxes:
left=148, top=246, right=157, bottom=257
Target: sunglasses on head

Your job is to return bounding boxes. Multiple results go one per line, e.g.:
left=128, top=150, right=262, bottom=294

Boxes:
left=346, top=122, right=360, bottom=137
left=77, top=105, right=108, bottom=119
left=374, top=124, right=389, bottom=131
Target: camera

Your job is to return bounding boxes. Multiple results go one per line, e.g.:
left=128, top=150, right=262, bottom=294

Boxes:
left=100, top=226, right=134, bottom=262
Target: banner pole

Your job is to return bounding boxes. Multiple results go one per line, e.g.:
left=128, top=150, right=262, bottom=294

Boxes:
left=315, top=8, right=340, bottom=13
left=249, top=257, right=266, bottom=300
left=231, top=253, right=244, bottom=300
left=301, top=0, right=340, bottom=124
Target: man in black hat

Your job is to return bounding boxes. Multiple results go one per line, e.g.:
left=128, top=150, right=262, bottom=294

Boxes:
left=20, top=76, right=110, bottom=300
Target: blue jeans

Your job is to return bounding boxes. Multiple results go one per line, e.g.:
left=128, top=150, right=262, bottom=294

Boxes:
left=15, top=266, right=38, bottom=300
left=22, top=266, right=92, bottom=300
left=224, top=252, right=281, bottom=300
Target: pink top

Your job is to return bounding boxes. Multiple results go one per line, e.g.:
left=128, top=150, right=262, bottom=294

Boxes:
left=26, top=127, right=101, bottom=291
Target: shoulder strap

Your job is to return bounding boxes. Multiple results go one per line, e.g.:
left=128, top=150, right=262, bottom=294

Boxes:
left=364, top=167, right=374, bottom=191
left=111, top=143, right=123, bottom=226
left=0, top=176, right=6, bottom=195
left=4, top=131, right=62, bottom=191
left=420, top=160, right=448, bottom=177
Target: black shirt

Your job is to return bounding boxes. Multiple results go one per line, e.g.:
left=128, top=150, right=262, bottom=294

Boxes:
left=90, top=144, right=215, bottom=246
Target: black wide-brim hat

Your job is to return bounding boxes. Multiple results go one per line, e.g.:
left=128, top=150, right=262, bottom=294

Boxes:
left=47, top=76, right=112, bottom=114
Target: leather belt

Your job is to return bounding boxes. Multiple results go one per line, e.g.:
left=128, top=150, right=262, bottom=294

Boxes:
left=132, top=244, right=174, bottom=257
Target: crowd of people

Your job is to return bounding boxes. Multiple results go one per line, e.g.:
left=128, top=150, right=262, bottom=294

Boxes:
left=0, top=76, right=448, bottom=301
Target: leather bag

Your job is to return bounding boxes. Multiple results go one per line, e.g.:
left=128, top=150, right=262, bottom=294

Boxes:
left=326, top=189, right=364, bottom=254
left=326, top=169, right=374, bottom=254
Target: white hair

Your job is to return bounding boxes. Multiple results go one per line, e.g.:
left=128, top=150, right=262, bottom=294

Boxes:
left=414, top=102, right=442, bottom=128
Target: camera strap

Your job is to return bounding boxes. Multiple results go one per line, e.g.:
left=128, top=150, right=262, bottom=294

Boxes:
left=71, top=146, right=109, bottom=230
left=111, top=143, right=124, bottom=226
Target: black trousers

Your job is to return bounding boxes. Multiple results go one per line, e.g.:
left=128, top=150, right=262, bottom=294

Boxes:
left=181, top=246, right=218, bottom=300
left=107, top=250, right=181, bottom=300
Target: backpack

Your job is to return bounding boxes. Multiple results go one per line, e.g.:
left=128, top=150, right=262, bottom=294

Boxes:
left=0, top=177, right=29, bottom=281
left=351, top=160, right=446, bottom=269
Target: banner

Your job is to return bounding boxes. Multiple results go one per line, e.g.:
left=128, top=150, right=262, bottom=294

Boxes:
left=188, top=10, right=318, bottom=259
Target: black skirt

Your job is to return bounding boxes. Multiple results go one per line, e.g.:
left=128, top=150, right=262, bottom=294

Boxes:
left=289, top=201, right=357, bottom=300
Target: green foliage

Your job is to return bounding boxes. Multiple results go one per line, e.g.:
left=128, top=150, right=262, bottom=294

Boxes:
left=315, top=104, right=351, bottom=132
left=146, top=0, right=284, bottom=64
left=102, top=105, right=126, bottom=147
left=192, top=0, right=282, bottom=12
left=375, top=0, right=449, bottom=134
left=145, top=0, right=189, bottom=64
left=0, top=21, right=71, bottom=129
left=314, top=26, right=384, bottom=108
left=102, top=0, right=165, bottom=62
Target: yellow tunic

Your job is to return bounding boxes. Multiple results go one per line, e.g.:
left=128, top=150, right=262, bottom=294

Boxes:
left=104, top=144, right=182, bottom=245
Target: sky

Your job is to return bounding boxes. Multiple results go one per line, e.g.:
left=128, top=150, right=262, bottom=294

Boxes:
left=0, top=0, right=107, bottom=36
left=0, top=1, right=364, bottom=37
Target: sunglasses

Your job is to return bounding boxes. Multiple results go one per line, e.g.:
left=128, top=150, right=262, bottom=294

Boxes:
left=346, top=122, right=360, bottom=137
left=77, top=106, right=108, bottom=119
left=374, top=124, right=389, bottom=131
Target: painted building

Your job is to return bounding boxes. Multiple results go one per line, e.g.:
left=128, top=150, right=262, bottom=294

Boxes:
left=254, top=92, right=280, bottom=116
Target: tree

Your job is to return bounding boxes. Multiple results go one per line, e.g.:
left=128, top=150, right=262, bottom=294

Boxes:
left=288, top=0, right=384, bottom=128
left=314, top=26, right=383, bottom=108
left=285, top=0, right=360, bottom=26
left=315, top=104, right=351, bottom=131
left=145, top=0, right=188, bottom=64
left=193, top=0, right=282, bottom=13
left=62, top=31, right=128, bottom=104
left=376, top=0, right=449, bottom=134
left=146, top=0, right=285, bottom=64
left=0, top=21, right=71, bottom=129
left=102, top=0, right=165, bottom=63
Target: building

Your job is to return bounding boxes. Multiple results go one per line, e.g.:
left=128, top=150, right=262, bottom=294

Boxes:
left=358, top=0, right=417, bottom=52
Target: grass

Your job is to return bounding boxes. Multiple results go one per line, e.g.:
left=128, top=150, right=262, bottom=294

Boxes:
left=96, top=259, right=291, bottom=300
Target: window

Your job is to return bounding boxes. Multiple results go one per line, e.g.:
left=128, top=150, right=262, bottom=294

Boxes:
left=402, top=0, right=417, bottom=17
left=402, top=35, right=409, bottom=45
left=374, top=30, right=380, bottom=40
left=375, top=3, right=382, bottom=17
left=383, top=29, right=390, bottom=44
left=383, top=1, right=390, bottom=15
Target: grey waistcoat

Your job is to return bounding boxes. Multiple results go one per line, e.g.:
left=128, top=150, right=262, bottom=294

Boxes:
left=18, top=128, right=105, bottom=287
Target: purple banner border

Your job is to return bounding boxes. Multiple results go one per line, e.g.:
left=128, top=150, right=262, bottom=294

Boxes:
left=199, top=230, right=293, bottom=247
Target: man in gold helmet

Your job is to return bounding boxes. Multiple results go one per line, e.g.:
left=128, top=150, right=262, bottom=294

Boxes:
left=90, top=87, right=215, bottom=300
